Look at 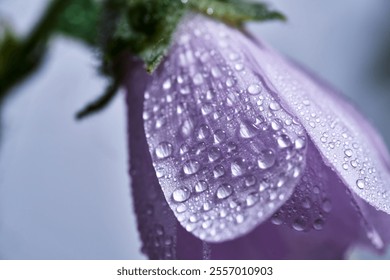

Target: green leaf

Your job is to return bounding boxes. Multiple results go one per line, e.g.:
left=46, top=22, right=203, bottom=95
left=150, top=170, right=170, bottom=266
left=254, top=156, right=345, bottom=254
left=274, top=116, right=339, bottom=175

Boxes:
left=55, top=0, right=102, bottom=46
left=187, top=0, right=286, bottom=26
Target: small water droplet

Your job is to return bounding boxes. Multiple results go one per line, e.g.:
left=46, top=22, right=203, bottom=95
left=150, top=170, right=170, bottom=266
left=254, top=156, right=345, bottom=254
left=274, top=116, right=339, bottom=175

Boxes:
left=257, top=149, right=276, bottom=169
left=322, top=199, right=332, bottom=213
left=235, top=214, right=244, bottom=224
left=179, top=143, right=189, bottom=155
left=155, top=142, right=173, bottom=159
left=211, top=67, right=221, bottom=78
left=213, top=165, right=225, bottom=178
left=235, top=63, right=244, bottom=71
left=208, top=147, right=221, bottom=162
left=183, top=160, right=200, bottom=175
left=344, top=149, right=353, bottom=157
left=172, top=187, right=191, bottom=202
left=197, top=124, right=210, bottom=140
left=247, top=84, right=262, bottom=95
left=201, top=103, right=213, bottom=115
left=203, top=202, right=212, bottom=211
left=163, top=79, right=171, bottom=90
left=313, top=218, right=324, bottom=230
left=214, top=129, right=226, bottom=144
left=227, top=142, right=238, bottom=153
left=244, top=175, right=256, bottom=187
left=292, top=218, right=306, bottom=231
left=269, top=102, right=281, bottom=111
left=216, top=183, right=233, bottom=199
left=246, top=192, right=259, bottom=207
left=176, top=204, right=187, bottom=213
left=226, top=78, right=235, bottom=87
left=294, top=137, right=306, bottom=150
left=356, top=179, right=365, bottom=189
left=277, top=134, right=292, bottom=148
left=195, top=180, right=209, bottom=193
left=193, top=73, right=203, bottom=85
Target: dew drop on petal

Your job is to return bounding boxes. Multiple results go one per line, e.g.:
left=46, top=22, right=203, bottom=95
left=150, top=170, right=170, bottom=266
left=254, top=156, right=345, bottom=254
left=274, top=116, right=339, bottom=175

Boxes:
left=356, top=179, right=365, bottom=189
left=195, top=180, right=209, bottom=193
left=247, top=84, right=262, bottom=95
left=172, top=187, right=191, bottom=202
left=216, top=183, right=233, bottom=199
left=277, top=134, right=292, bottom=149
left=183, top=160, right=200, bottom=175
left=155, top=142, right=173, bottom=159
left=257, top=149, right=276, bottom=169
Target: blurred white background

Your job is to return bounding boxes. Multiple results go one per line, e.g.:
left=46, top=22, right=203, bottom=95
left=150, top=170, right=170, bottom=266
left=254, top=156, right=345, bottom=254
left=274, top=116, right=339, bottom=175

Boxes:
left=0, top=0, right=389, bottom=259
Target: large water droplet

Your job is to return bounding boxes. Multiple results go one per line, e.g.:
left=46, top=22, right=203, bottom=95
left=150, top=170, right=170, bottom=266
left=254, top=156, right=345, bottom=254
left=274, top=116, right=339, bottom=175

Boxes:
left=246, top=192, right=259, bottom=207
left=269, top=102, right=281, bottom=111
left=231, top=158, right=245, bottom=177
left=247, top=84, right=262, bottom=95
left=213, top=165, right=225, bottom=178
left=277, top=134, right=292, bottom=148
left=214, top=129, right=226, bottom=144
left=180, top=119, right=194, bottom=138
left=201, top=103, right=213, bottom=115
left=197, top=124, right=210, bottom=140
left=208, top=147, right=221, bottom=162
left=216, top=183, right=233, bottom=199
left=239, top=121, right=258, bottom=139
left=257, top=149, right=276, bottom=169
left=155, top=142, right=173, bottom=159
left=172, top=187, right=191, bottom=202
left=183, top=160, right=200, bottom=175
left=195, top=180, right=209, bottom=193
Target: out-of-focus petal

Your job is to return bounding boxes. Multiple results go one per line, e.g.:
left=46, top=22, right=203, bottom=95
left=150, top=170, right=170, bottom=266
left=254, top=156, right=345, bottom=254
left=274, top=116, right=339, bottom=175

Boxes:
left=125, top=57, right=178, bottom=259
left=144, top=14, right=308, bottom=242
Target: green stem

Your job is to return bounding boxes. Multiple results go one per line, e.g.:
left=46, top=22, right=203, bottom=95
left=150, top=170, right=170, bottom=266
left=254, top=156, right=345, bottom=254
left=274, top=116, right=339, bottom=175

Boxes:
left=0, top=0, right=73, bottom=99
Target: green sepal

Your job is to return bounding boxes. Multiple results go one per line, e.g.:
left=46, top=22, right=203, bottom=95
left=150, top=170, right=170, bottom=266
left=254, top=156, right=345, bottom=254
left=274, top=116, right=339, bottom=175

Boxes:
left=55, top=0, right=102, bottom=46
left=187, top=0, right=286, bottom=27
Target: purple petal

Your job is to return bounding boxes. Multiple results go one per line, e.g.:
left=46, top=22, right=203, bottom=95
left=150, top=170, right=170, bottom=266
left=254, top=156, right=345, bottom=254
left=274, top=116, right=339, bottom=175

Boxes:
left=243, top=38, right=390, bottom=213
left=143, top=15, right=308, bottom=242
left=125, top=57, right=178, bottom=259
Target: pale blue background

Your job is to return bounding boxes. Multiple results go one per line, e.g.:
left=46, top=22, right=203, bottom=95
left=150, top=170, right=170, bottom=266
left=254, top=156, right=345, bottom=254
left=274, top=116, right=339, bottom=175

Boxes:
left=0, top=0, right=389, bottom=259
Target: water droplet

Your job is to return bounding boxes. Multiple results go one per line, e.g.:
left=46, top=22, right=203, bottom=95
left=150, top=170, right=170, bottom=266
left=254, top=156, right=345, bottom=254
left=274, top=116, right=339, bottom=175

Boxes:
left=156, top=167, right=164, bottom=178
left=201, top=103, right=213, bottom=115
left=176, top=204, right=187, bottom=213
left=235, top=63, right=244, bottom=71
left=239, top=121, right=258, bottom=139
left=342, top=163, right=349, bottom=170
left=183, top=160, right=200, bottom=175
left=271, top=119, right=283, bottom=130
left=179, top=143, right=189, bottom=155
left=226, top=78, right=235, bottom=87
left=227, top=142, right=238, bottom=153
left=197, top=124, right=210, bottom=140
left=163, top=79, right=171, bottom=90
left=235, top=214, right=244, bottom=224
left=313, top=218, right=324, bottom=230
left=155, top=142, right=173, bottom=159
left=356, top=179, right=365, bottom=189
left=294, top=137, right=306, bottom=150
left=180, top=86, right=190, bottom=95
left=195, top=180, right=208, bottom=193
left=231, top=158, right=245, bottom=177
left=213, top=165, right=225, bottom=178
left=180, top=119, right=194, bottom=138
left=277, top=134, right=292, bottom=148
left=216, top=183, right=233, bottom=199
left=244, top=175, right=256, bottom=187
left=292, top=218, right=306, bottom=231
left=269, top=102, right=281, bottom=111
left=271, top=215, right=283, bottom=225
left=247, top=84, right=262, bottom=95
left=214, top=129, right=226, bottom=144
left=211, top=67, right=221, bottom=78
left=208, top=147, right=221, bottom=162
left=322, top=199, right=332, bottom=213
left=246, top=192, right=259, bottom=207
left=203, top=202, right=212, bottom=211
left=344, top=149, right=353, bottom=157
left=193, top=73, right=203, bottom=85
left=172, top=187, right=191, bottom=202
left=155, top=118, right=166, bottom=129
left=257, top=149, right=276, bottom=169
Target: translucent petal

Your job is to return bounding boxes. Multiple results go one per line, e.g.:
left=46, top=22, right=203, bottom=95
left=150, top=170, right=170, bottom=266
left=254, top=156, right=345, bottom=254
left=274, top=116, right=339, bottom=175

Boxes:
left=144, top=15, right=307, bottom=242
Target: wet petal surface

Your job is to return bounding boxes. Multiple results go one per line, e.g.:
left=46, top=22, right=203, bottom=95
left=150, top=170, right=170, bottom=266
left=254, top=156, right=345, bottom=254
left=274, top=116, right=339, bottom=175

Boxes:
left=144, top=15, right=307, bottom=242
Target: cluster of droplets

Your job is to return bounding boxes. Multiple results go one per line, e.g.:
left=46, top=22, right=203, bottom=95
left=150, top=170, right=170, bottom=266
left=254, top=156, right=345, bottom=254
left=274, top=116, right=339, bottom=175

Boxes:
left=259, top=38, right=390, bottom=213
left=143, top=16, right=309, bottom=242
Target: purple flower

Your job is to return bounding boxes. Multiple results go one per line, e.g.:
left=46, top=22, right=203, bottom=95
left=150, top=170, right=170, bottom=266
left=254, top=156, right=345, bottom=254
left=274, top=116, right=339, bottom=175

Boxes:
left=125, top=14, right=390, bottom=259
